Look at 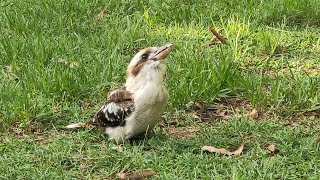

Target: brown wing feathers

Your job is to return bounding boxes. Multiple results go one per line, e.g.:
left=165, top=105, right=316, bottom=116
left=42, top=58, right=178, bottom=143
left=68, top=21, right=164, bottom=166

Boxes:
left=92, top=87, right=134, bottom=127
left=107, top=87, right=132, bottom=103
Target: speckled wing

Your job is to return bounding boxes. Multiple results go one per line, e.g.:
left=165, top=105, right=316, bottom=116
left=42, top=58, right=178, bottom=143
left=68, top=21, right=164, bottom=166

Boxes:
left=93, top=87, right=134, bottom=127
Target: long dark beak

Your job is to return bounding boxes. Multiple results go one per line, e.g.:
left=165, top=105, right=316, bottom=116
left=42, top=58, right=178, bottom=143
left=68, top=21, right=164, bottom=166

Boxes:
left=149, top=43, right=174, bottom=61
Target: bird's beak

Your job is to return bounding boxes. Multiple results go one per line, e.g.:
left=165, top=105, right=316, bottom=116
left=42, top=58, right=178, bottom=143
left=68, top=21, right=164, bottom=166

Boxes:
left=149, top=43, right=174, bottom=61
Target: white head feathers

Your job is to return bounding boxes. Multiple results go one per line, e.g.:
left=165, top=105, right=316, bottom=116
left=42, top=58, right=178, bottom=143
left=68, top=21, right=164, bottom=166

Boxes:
left=125, top=43, right=173, bottom=92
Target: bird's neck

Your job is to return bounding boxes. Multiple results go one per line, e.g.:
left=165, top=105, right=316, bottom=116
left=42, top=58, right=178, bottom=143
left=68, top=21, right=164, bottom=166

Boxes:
left=125, top=72, right=164, bottom=93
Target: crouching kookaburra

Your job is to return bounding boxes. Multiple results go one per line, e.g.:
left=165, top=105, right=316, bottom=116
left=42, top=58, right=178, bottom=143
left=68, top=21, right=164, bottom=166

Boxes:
left=66, top=43, right=173, bottom=144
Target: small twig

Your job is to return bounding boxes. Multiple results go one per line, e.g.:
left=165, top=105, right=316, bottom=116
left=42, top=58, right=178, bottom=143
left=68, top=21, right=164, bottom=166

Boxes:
left=210, top=27, right=227, bottom=44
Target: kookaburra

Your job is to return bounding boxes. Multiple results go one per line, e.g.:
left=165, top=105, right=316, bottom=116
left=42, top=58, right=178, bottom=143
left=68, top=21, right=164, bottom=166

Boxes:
left=66, top=43, right=173, bottom=144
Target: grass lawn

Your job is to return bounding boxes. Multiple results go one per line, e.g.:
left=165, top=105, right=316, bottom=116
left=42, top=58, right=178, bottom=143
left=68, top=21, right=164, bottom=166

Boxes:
left=1, top=0, right=320, bottom=179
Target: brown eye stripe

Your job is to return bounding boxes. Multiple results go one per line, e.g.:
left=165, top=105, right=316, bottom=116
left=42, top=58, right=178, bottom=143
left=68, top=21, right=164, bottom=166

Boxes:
left=131, top=61, right=145, bottom=76
left=128, top=47, right=154, bottom=77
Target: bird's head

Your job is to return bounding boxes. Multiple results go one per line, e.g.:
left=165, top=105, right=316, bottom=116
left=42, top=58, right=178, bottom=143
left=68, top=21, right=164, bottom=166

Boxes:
left=125, top=43, right=173, bottom=88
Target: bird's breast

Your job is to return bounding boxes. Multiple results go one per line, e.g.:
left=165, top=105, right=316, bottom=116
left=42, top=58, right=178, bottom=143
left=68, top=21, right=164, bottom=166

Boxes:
left=134, top=82, right=167, bottom=104
left=124, top=84, right=168, bottom=138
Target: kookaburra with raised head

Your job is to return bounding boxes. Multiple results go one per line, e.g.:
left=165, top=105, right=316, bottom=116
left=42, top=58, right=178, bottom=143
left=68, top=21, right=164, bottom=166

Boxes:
left=67, top=43, right=173, bottom=144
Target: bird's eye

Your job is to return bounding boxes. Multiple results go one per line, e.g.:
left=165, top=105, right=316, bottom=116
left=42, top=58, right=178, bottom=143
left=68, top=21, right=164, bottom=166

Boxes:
left=141, top=54, right=148, bottom=60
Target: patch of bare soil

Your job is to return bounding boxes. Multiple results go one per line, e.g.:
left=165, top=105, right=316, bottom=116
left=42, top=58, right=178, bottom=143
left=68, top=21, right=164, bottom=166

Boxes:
left=189, top=97, right=319, bottom=128
left=11, top=122, right=43, bottom=133
left=163, top=125, right=199, bottom=139
left=94, top=9, right=109, bottom=20
left=293, top=111, right=320, bottom=119
left=284, top=111, right=320, bottom=128
left=9, top=121, right=46, bottom=139
left=190, top=97, right=268, bottom=122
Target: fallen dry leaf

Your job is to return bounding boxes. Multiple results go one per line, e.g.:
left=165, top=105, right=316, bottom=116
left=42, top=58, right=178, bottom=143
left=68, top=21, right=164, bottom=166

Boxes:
left=216, top=109, right=232, bottom=120
left=266, top=144, right=275, bottom=152
left=192, top=114, right=201, bottom=120
left=58, top=58, right=80, bottom=68
left=52, top=102, right=61, bottom=113
left=58, top=58, right=69, bottom=65
left=4, top=65, right=15, bottom=80
left=284, top=121, right=299, bottom=127
left=202, top=143, right=244, bottom=156
left=79, top=164, right=87, bottom=169
left=218, top=109, right=227, bottom=117
left=69, top=61, right=80, bottom=68
left=222, top=115, right=232, bottom=120
left=94, top=9, right=108, bottom=20
left=116, top=169, right=157, bottom=180
left=247, top=109, right=259, bottom=119
left=265, top=144, right=279, bottom=153
left=195, top=102, right=205, bottom=110
left=203, top=37, right=221, bottom=47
